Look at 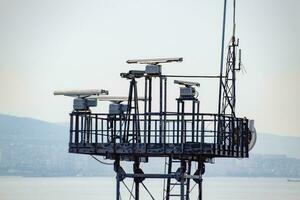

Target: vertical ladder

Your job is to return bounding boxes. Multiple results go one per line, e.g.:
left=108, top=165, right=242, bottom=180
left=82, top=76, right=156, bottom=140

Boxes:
left=165, top=157, right=192, bottom=200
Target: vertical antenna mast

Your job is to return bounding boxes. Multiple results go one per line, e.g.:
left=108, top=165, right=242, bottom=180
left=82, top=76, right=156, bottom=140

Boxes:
left=217, top=0, right=228, bottom=117
left=233, top=0, right=236, bottom=37
left=219, top=0, right=240, bottom=116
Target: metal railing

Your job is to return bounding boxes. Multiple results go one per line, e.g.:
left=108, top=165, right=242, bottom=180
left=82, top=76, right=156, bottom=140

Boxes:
left=69, top=112, right=249, bottom=157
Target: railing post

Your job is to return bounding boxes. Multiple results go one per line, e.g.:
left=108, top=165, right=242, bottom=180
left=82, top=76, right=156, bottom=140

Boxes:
left=192, top=100, right=195, bottom=142
left=214, top=115, right=217, bottom=153
left=177, top=100, right=180, bottom=144
left=181, top=101, right=185, bottom=144
left=196, top=103, right=200, bottom=143
left=95, top=115, right=98, bottom=144
left=69, top=113, right=73, bottom=144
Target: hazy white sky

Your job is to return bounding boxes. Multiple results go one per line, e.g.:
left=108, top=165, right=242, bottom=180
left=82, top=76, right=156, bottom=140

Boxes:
left=0, top=0, right=299, bottom=136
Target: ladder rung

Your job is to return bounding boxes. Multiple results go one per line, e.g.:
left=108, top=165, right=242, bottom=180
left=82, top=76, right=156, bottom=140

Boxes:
left=170, top=183, right=181, bottom=186
left=169, top=194, right=186, bottom=197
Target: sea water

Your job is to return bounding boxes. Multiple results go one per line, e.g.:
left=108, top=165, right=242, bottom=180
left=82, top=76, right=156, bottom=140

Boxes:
left=0, top=177, right=299, bottom=200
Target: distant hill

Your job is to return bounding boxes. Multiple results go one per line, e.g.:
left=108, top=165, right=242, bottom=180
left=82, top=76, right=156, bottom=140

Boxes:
left=0, top=114, right=112, bottom=177
left=252, top=133, right=300, bottom=159
left=0, top=114, right=67, bottom=142
left=0, top=114, right=299, bottom=177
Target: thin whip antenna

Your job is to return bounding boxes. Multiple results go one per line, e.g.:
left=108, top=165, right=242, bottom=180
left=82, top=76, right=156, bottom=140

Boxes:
left=233, top=0, right=236, bottom=37
left=217, top=0, right=227, bottom=117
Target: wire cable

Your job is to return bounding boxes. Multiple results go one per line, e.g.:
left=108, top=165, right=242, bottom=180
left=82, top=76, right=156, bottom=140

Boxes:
left=141, top=182, right=155, bottom=200
left=90, top=155, right=114, bottom=165
left=121, top=180, right=135, bottom=200
left=129, top=181, right=135, bottom=200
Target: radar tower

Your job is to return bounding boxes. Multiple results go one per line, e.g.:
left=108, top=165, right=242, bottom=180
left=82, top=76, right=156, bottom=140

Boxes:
left=54, top=1, right=257, bottom=199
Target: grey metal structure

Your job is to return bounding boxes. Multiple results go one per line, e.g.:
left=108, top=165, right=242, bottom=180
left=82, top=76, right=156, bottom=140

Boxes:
left=56, top=0, right=256, bottom=199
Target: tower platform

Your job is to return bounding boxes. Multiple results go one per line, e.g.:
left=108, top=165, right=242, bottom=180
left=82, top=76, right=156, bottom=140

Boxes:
left=68, top=112, right=250, bottom=160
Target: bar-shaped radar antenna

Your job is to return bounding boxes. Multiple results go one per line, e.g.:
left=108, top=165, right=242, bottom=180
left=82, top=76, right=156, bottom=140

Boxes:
left=53, top=89, right=109, bottom=111
left=174, top=80, right=200, bottom=87
left=126, top=57, right=183, bottom=65
left=53, top=89, right=109, bottom=98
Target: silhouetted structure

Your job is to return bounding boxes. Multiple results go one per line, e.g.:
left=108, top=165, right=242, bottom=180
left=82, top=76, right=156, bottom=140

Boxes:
left=55, top=0, right=256, bottom=199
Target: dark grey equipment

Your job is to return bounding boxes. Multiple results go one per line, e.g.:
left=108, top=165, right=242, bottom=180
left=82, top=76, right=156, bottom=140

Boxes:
left=145, top=64, right=161, bottom=76
left=56, top=0, right=256, bottom=199
left=109, top=103, right=128, bottom=115
left=73, top=98, right=97, bottom=110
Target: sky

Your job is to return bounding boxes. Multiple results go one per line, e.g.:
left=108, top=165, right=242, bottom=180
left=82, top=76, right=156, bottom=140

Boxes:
left=0, top=0, right=299, bottom=136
